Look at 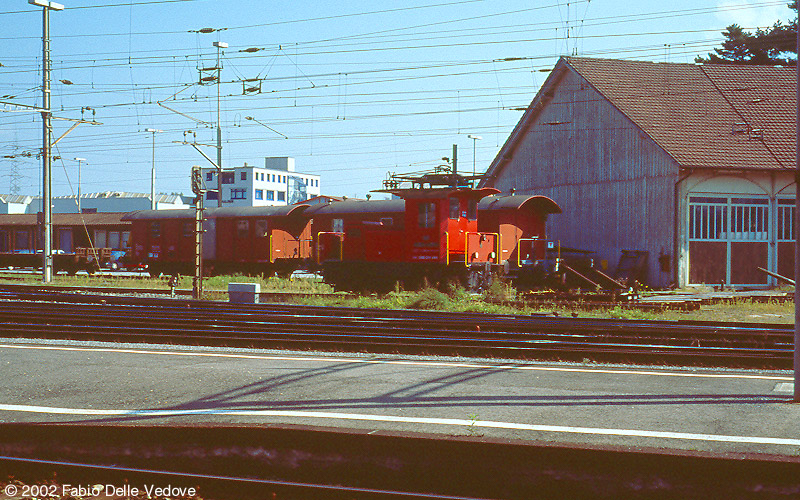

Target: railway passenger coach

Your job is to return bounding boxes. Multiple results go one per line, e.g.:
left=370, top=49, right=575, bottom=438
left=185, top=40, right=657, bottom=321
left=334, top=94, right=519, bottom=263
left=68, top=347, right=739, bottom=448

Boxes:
left=123, top=204, right=312, bottom=277
left=0, top=212, right=131, bottom=273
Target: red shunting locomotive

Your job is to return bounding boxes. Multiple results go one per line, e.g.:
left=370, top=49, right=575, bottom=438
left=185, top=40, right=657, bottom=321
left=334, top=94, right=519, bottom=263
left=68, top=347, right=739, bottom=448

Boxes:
left=123, top=171, right=561, bottom=291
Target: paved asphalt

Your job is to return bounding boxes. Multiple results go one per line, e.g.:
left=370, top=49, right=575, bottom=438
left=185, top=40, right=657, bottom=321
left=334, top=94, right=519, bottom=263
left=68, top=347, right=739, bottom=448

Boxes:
left=0, top=338, right=798, bottom=458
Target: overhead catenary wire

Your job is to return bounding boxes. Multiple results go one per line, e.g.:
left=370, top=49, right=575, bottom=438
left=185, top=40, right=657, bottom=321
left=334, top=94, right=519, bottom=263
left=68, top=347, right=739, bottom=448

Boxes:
left=1, top=0, right=792, bottom=198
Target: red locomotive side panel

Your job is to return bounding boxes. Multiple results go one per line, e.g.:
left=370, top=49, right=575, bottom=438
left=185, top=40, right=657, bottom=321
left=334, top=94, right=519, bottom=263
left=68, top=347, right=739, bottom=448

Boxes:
left=478, top=194, right=562, bottom=265
left=388, top=188, right=500, bottom=265
left=404, top=198, right=444, bottom=263
left=362, top=225, right=406, bottom=262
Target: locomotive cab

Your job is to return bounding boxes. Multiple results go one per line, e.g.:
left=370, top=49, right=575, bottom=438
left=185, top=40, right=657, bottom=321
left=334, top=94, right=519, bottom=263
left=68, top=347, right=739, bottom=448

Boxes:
left=394, top=187, right=501, bottom=267
left=351, top=182, right=502, bottom=290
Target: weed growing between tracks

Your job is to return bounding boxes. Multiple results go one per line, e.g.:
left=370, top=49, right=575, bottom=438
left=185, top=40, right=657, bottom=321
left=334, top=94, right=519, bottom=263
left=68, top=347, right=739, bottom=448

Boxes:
left=1, top=273, right=794, bottom=323
left=305, top=285, right=795, bottom=324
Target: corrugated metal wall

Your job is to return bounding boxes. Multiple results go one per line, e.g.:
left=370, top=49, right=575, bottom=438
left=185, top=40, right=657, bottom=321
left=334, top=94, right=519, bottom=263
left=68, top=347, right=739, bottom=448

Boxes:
left=491, top=70, right=679, bottom=287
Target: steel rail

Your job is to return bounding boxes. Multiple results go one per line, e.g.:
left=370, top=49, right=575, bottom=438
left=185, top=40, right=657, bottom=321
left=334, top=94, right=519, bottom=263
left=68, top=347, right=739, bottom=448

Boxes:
left=0, top=303, right=788, bottom=349
left=0, top=292, right=792, bottom=352
left=0, top=292, right=792, bottom=368
left=0, top=297, right=790, bottom=350
left=0, top=455, right=485, bottom=500
left=0, top=287, right=791, bottom=334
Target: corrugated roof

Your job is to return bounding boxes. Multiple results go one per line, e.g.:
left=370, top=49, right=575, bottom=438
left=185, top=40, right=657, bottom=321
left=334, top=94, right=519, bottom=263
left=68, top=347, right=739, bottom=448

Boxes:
left=50, top=192, right=187, bottom=203
left=0, top=194, right=33, bottom=204
left=0, top=212, right=130, bottom=226
left=484, top=57, right=795, bottom=183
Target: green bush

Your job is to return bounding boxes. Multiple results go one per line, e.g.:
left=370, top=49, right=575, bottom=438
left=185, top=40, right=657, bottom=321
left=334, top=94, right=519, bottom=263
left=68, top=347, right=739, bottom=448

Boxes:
left=407, top=288, right=452, bottom=310
left=483, top=278, right=516, bottom=302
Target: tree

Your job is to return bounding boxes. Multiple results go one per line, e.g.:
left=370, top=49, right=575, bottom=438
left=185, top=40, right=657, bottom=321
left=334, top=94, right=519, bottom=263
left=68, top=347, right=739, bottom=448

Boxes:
left=696, top=3, right=797, bottom=65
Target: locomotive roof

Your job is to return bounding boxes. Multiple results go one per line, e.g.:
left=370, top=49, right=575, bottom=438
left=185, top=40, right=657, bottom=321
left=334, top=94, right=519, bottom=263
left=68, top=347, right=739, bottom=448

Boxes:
left=373, top=187, right=500, bottom=200
left=303, top=198, right=405, bottom=216
left=477, top=194, right=562, bottom=214
left=122, top=204, right=309, bottom=221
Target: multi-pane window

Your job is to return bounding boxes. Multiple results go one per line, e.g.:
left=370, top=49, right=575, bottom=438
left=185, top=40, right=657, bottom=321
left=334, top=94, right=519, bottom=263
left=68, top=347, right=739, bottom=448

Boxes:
left=277, top=191, right=285, bottom=201
left=467, top=199, right=478, bottom=220
left=729, top=198, right=769, bottom=241
left=231, top=189, right=246, bottom=200
left=237, top=220, right=249, bottom=238
left=418, top=202, right=436, bottom=228
left=221, top=172, right=234, bottom=184
left=778, top=199, right=795, bottom=241
left=108, top=231, right=121, bottom=249
left=266, top=191, right=275, bottom=201
left=95, top=230, right=107, bottom=248
left=449, top=197, right=460, bottom=219
left=689, top=196, right=769, bottom=241
left=256, top=219, right=268, bottom=237
left=332, top=218, right=344, bottom=232
left=14, top=230, right=29, bottom=250
left=255, top=189, right=264, bottom=200
left=689, top=197, right=727, bottom=240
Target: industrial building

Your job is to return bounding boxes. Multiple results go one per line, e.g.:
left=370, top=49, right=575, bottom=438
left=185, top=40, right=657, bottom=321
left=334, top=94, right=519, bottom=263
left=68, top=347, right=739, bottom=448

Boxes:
left=0, top=192, right=190, bottom=215
left=481, top=57, right=795, bottom=288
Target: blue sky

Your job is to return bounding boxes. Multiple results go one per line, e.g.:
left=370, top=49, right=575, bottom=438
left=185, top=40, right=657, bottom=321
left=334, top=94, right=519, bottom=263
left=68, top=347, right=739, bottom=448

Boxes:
left=0, top=0, right=794, bottom=200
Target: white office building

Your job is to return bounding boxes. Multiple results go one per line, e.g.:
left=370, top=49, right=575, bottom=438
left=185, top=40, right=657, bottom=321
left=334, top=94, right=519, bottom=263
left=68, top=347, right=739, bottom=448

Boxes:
left=200, top=157, right=321, bottom=207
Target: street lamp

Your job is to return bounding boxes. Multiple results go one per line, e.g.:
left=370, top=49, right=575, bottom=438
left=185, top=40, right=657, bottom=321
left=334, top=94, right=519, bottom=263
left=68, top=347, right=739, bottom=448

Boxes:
left=29, top=0, right=64, bottom=284
left=72, top=157, right=85, bottom=213
left=467, top=134, right=482, bottom=180
left=29, top=0, right=64, bottom=8
left=145, top=128, right=162, bottom=210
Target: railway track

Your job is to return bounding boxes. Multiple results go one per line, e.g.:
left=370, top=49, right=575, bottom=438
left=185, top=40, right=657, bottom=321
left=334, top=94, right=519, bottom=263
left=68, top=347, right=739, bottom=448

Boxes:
left=0, top=288, right=792, bottom=368
left=0, top=455, right=480, bottom=500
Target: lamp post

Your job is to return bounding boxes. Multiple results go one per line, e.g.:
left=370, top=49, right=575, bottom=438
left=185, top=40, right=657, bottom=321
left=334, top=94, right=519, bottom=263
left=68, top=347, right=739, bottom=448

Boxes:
left=467, top=134, right=482, bottom=181
left=213, top=41, right=227, bottom=207
left=29, top=0, right=64, bottom=283
left=144, top=128, right=162, bottom=210
left=72, top=157, right=85, bottom=213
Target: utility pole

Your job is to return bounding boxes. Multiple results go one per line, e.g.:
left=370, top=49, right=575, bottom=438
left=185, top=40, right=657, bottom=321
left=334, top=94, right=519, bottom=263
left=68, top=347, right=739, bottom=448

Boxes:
left=190, top=166, right=205, bottom=299
left=794, top=22, right=799, bottom=402
left=145, top=128, right=162, bottom=210
left=452, top=144, right=458, bottom=187
left=468, top=134, right=482, bottom=183
left=29, top=0, right=64, bottom=283
left=213, top=41, right=227, bottom=208
left=72, top=157, right=85, bottom=213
